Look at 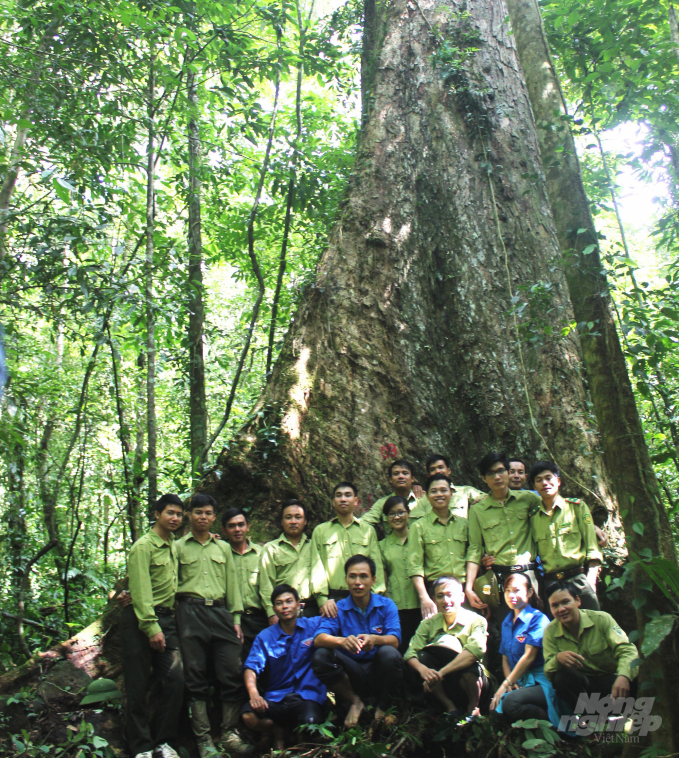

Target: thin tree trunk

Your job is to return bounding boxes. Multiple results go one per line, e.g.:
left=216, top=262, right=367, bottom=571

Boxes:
left=505, top=0, right=679, bottom=749
left=16, top=541, right=58, bottom=659
left=131, top=352, right=146, bottom=538
left=670, top=4, right=679, bottom=62
left=186, top=51, right=208, bottom=483
left=145, top=51, right=158, bottom=507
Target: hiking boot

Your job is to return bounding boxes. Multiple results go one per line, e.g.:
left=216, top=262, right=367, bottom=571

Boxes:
left=190, top=699, right=220, bottom=758
left=219, top=702, right=255, bottom=756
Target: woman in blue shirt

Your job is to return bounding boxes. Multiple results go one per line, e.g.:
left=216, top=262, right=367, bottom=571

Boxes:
left=490, top=572, right=559, bottom=726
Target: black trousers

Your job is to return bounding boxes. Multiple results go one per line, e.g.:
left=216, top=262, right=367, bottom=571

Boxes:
left=312, top=646, right=404, bottom=711
left=241, top=693, right=324, bottom=727
left=119, top=606, right=184, bottom=756
left=176, top=603, right=242, bottom=702
left=553, top=667, right=635, bottom=712
left=241, top=609, right=269, bottom=661
left=501, top=685, right=548, bottom=723
left=398, top=609, right=421, bottom=655
left=406, top=646, right=489, bottom=712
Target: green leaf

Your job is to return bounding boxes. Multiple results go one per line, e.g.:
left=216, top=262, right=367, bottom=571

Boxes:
left=632, top=522, right=644, bottom=536
left=522, top=738, right=547, bottom=749
left=641, top=614, right=676, bottom=658
left=92, top=736, right=108, bottom=749
left=582, top=244, right=597, bottom=255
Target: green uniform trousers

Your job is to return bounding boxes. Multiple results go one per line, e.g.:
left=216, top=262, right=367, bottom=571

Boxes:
left=176, top=602, right=242, bottom=702
left=120, top=606, right=184, bottom=756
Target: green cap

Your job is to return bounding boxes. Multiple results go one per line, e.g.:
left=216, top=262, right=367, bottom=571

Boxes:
left=80, top=678, right=123, bottom=705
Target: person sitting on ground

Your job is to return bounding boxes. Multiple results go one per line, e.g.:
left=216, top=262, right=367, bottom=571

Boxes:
left=543, top=581, right=638, bottom=712
left=242, top=584, right=326, bottom=751
left=408, top=474, right=470, bottom=619
left=313, top=555, right=403, bottom=728
left=529, top=462, right=602, bottom=611
left=361, top=459, right=427, bottom=533
left=310, top=482, right=385, bottom=620
left=490, top=573, right=559, bottom=727
left=259, top=499, right=316, bottom=622
left=379, top=496, right=422, bottom=653
left=404, top=576, right=489, bottom=718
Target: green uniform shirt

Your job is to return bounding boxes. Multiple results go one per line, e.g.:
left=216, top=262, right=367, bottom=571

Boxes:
left=361, top=490, right=424, bottom=531
left=259, top=533, right=312, bottom=617
left=407, top=508, right=470, bottom=582
left=310, top=517, right=385, bottom=606
left=530, top=495, right=602, bottom=574
left=467, top=490, right=540, bottom=565
left=127, top=530, right=178, bottom=639
left=379, top=532, right=420, bottom=610
left=176, top=532, right=244, bottom=625
left=404, top=608, right=488, bottom=661
left=231, top=540, right=263, bottom=611
left=543, top=610, right=639, bottom=681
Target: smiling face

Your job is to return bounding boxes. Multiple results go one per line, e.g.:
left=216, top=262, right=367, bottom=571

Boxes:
left=385, top=503, right=409, bottom=532
left=427, top=479, right=452, bottom=511
left=549, top=589, right=581, bottom=626
left=508, top=461, right=527, bottom=490
left=223, top=514, right=249, bottom=546
left=504, top=575, right=532, bottom=612
left=190, top=505, right=216, bottom=535
left=274, top=591, right=300, bottom=622
left=427, top=458, right=452, bottom=479
left=281, top=504, right=307, bottom=539
left=390, top=465, right=414, bottom=492
left=433, top=580, right=464, bottom=614
left=533, top=469, right=561, bottom=499
left=332, top=486, right=357, bottom=518
left=155, top=504, right=184, bottom=533
left=346, top=561, right=376, bottom=601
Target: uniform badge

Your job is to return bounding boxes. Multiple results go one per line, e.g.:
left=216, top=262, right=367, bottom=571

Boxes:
left=516, top=635, right=526, bottom=643
left=373, top=626, right=383, bottom=634
left=303, top=638, right=313, bottom=647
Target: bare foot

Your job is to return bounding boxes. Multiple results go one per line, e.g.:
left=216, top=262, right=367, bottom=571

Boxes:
left=344, top=700, right=365, bottom=728
left=374, top=708, right=386, bottom=722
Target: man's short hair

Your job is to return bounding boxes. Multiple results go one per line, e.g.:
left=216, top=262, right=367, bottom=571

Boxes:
left=431, top=576, right=463, bottom=594
left=382, top=495, right=407, bottom=517
left=189, top=494, right=216, bottom=512
left=280, top=498, right=309, bottom=521
left=425, top=454, right=450, bottom=471
left=388, top=459, right=415, bottom=477
left=546, top=580, right=579, bottom=601
left=271, top=583, right=299, bottom=604
left=529, top=461, right=560, bottom=483
left=344, top=554, right=376, bottom=578
left=153, top=493, right=184, bottom=514
left=221, top=507, right=249, bottom=528
left=508, top=457, right=527, bottom=469
left=425, top=473, right=452, bottom=492
left=332, top=481, right=357, bottom=497
left=478, top=452, right=510, bottom=477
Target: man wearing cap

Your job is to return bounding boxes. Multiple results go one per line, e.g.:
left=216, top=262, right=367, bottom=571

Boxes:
left=120, top=494, right=185, bottom=758
left=529, top=462, right=602, bottom=611
left=176, top=494, right=252, bottom=758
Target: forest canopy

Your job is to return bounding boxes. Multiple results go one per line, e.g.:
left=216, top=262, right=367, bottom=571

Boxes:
left=0, top=0, right=678, bottom=752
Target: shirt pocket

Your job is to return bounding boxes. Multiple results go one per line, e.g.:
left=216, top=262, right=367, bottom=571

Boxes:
left=151, top=552, right=172, bottom=583
left=249, top=564, right=260, bottom=586
left=210, top=551, right=227, bottom=584
left=426, top=536, right=447, bottom=563
left=326, top=533, right=343, bottom=561
left=482, top=515, right=503, bottom=553
left=558, top=522, right=582, bottom=553
left=178, top=552, right=198, bottom=581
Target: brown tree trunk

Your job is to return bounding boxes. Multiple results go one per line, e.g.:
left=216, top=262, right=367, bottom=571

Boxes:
left=205, top=0, right=616, bottom=532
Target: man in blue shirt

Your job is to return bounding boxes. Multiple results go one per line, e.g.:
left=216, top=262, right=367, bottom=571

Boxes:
left=313, top=554, right=403, bottom=728
left=242, top=584, right=326, bottom=750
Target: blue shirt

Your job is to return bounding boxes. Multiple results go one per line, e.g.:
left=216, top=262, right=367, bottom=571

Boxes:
left=315, top=593, right=401, bottom=661
left=499, top=605, right=549, bottom=671
left=244, top=616, right=326, bottom=704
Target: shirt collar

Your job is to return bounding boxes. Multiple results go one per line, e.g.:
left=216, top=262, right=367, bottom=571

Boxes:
left=149, top=529, right=172, bottom=548
left=555, top=609, right=593, bottom=638
left=345, top=593, right=379, bottom=613
left=517, top=605, right=537, bottom=624
left=330, top=515, right=361, bottom=526
left=428, top=507, right=454, bottom=525
left=232, top=539, right=257, bottom=554
left=539, top=494, right=565, bottom=516
left=184, top=531, right=215, bottom=545
left=278, top=532, right=308, bottom=548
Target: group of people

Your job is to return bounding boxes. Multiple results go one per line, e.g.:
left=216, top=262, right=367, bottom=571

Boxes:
left=119, top=452, right=639, bottom=758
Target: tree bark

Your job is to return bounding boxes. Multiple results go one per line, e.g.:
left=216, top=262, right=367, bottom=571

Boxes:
left=500, top=0, right=678, bottom=749
left=205, top=0, right=616, bottom=534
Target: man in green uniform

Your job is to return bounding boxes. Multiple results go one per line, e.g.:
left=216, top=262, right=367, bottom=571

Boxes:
left=176, top=494, right=252, bottom=758
left=529, top=462, right=602, bottom=611
left=259, top=499, right=317, bottom=621
left=423, top=454, right=485, bottom=518
left=465, top=452, right=540, bottom=615
left=405, top=576, right=489, bottom=716
left=408, top=474, right=470, bottom=619
left=508, top=457, right=528, bottom=491
left=222, top=507, right=266, bottom=658
left=120, top=494, right=184, bottom=758
left=310, top=482, right=385, bottom=619
left=361, top=460, right=426, bottom=534
left=543, top=582, right=638, bottom=713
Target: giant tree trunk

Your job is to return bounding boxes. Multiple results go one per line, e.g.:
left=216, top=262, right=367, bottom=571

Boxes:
left=205, top=0, right=618, bottom=530
left=505, top=0, right=679, bottom=749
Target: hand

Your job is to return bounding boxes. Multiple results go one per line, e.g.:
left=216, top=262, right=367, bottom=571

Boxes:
left=413, top=484, right=424, bottom=499
left=250, top=695, right=268, bottom=714
left=235, top=624, right=244, bottom=643
left=465, top=588, right=489, bottom=610
left=149, top=631, right=166, bottom=652
left=556, top=651, right=585, bottom=669
left=611, top=675, right=631, bottom=699
left=419, top=665, right=443, bottom=690
left=481, top=554, right=496, bottom=569
left=117, top=590, right=132, bottom=608
left=490, top=685, right=506, bottom=711
left=211, top=532, right=222, bottom=540
left=587, top=566, right=599, bottom=588
left=357, top=634, right=376, bottom=652
left=420, top=597, right=437, bottom=619
left=340, top=635, right=364, bottom=654
left=320, top=600, right=338, bottom=618
left=595, top=526, right=608, bottom=548
left=268, top=615, right=278, bottom=625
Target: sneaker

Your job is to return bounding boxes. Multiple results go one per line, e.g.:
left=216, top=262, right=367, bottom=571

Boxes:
left=154, top=745, right=180, bottom=758
left=134, top=753, right=153, bottom=758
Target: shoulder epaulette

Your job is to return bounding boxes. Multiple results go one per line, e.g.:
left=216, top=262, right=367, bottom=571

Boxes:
left=528, top=502, right=541, bottom=517
left=565, top=498, right=583, bottom=505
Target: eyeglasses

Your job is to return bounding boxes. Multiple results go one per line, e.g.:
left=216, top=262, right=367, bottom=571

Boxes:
left=489, top=468, right=507, bottom=477
left=388, top=510, right=409, bottom=519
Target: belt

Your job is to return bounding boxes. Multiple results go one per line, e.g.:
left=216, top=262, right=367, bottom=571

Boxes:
left=243, top=607, right=266, bottom=616
left=493, top=562, right=537, bottom=574
left=328, top=589, right=350, bottom=599
left=544, top=566, right=585, bottom=581
left=153, top=605, right=174, bottom=616
left=177, top=595, right=227, bottom=607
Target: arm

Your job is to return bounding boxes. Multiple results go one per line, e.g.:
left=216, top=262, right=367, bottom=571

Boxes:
left=579, top=504, right=603, bottom=579
left=412, top=575, right=437, bottom=619
left=359, top=598, right=401, bottom=650
left=361, top=498, right=386, bottom=527
left=369, top=529, right=386, bottom=595
left=258, top=543, right=277, bottom=620
left=464, top=561, right=488, bottom=610
left=223, top=542, right=243, bottom=629
left=438, top=649, right=477, bottom=676
left=314, top=631, right=364, bottom=655
left=310, top=527, right=330, bottom=609
left=407, top=523, right=437, bottom=618
left=607, top=616, right=639, bottom=689
left=244, top=669, right=268, bottom=713
left=491, top=655, right=519, bottom=710
left=357, top=633, right=400, bottom=652
left=127, top=541, right=162, bottom=642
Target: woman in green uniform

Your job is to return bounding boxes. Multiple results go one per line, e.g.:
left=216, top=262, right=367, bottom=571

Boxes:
left=379, top=496, right=421, bottom=653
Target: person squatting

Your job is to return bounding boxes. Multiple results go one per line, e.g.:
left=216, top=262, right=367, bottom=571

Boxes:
left=120, top=453, right=638, bottom=758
